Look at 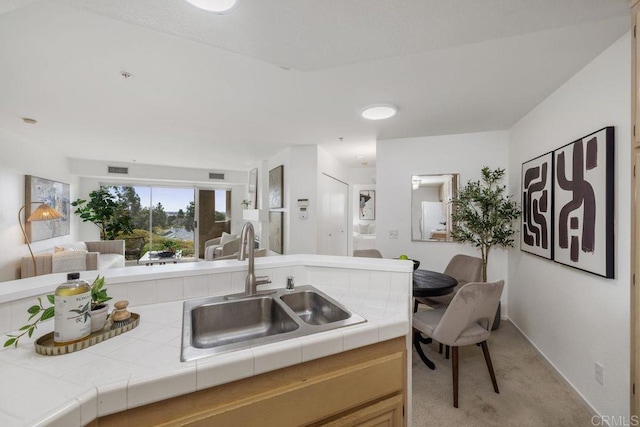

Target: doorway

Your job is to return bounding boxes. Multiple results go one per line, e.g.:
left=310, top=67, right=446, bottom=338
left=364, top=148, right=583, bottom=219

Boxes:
left=318, top=174, right=349, bottom=256
left=197, top=189, right=231, bottom=259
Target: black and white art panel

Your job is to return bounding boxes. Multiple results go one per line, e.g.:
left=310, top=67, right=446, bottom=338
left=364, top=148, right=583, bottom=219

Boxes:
left=521, top=152, right=553, bottom=259
left=553, top=127, right=614, bottom=278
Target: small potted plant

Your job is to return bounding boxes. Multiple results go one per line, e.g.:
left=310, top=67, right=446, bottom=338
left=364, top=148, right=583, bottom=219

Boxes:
left=89, top=275, right=112, bottom=332
left=4, top=275, right=112, bottom=346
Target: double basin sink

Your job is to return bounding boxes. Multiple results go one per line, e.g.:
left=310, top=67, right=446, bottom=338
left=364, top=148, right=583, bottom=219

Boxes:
left=181, top=285, right=366, bottom=362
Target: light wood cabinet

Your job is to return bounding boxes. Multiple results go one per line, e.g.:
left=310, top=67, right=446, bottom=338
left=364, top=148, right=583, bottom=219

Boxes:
left=91, top=337, right=406, bottom=427
left=317, top=394, right=403, bottom=427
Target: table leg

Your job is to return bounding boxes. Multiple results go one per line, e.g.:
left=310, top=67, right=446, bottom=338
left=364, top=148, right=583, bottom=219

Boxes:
left=413, top=331, right=435, bottom=370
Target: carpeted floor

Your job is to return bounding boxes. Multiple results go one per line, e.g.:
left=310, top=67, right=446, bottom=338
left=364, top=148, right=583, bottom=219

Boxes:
left=411, top=320, right=594, bottom=426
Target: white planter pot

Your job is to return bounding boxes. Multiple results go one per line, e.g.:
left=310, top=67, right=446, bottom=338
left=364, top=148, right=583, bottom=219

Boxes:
left=90, top=303, right=109, bottom=333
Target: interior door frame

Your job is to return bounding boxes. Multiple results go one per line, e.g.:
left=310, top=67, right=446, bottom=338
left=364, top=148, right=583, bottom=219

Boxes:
left=318, top=173, right=349, bottom=256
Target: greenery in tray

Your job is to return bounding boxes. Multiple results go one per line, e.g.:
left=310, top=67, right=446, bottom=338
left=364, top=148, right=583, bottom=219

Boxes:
left=4, top=275, right=110, bottom=348
left=90, top=275, right=111, bottom=309
left=3, top=295, right=55, bottom=348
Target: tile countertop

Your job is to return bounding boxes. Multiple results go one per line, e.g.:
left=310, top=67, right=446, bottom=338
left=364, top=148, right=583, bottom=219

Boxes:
left=0, top=255, right=413, bottom=426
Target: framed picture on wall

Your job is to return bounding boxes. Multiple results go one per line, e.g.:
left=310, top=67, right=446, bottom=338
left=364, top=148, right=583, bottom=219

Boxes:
left=269, top=211, right=283, bottom=254
left=553, top=126, right=614, bottom=278
left=359, top=190, right=375, bottom=220
left=521, top=152, right=553, bottom=259
left=248, top=168, right=258, bottom=209
left=25, top=175, right=70, bottom=242
left=269, top=165, right=284, bottom=209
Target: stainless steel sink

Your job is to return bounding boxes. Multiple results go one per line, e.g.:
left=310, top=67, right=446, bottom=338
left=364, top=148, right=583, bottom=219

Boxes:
left=181, top=285, right=366, bottom=362
left=190, top=297, right=299, bottom=348
left=280, top=290, right=350, bottom=325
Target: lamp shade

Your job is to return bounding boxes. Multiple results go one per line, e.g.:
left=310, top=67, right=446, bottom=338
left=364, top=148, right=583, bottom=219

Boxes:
left=27, top=203, right=63, bottom=222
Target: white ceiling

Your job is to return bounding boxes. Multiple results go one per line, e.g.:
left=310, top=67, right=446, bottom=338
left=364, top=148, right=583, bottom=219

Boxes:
left=0, top=0, right=630, bottom=171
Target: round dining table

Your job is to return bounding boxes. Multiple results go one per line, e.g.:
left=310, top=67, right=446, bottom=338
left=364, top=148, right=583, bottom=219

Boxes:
left=412, top=269, right=458, bottom=370
left=413, top=269, right=457, bottom=298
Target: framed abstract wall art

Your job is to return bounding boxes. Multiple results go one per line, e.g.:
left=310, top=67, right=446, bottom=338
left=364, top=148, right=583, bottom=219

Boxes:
left=269, top=165, right=284, bottom=209
left=553, top=127, right=614, bottom=278
left=359, top=190, right=375, bottom=220
left=521, top=152, right=553, bottom=259
left=25, top=175, right=70, bottom=242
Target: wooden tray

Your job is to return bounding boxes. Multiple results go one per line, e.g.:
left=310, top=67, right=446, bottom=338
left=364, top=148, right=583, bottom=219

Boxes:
left=34, top=313, right=140, bottom=356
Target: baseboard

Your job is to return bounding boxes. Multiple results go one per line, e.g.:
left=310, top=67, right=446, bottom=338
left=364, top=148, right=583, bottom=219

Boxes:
left=507, top=317, right=601, bottom=419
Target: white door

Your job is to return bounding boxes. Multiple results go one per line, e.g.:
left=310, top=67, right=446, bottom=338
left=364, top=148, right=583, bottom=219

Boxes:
left=318, top=174, right=349, bottom=256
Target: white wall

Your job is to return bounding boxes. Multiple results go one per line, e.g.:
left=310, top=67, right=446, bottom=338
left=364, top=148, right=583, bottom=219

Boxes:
left=0, top=130, right=79, bottom=281
left=508, top=32, right=630, bottom=418
left=289, top=146, right=318, bottom=254
left=376, top=131, right=510, bottom=299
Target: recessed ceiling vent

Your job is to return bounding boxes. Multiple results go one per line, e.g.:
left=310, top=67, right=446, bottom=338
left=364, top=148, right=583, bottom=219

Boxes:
left=209, top=172, right=225, bottom=180
left=108, top=166, right=129, bottom=175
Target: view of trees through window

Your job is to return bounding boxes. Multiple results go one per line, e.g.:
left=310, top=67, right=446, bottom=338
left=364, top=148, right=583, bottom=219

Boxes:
left=102, top=185, right=229, bottom=260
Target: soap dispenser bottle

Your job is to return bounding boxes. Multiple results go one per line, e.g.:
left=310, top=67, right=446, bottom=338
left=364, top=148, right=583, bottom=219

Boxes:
left=54, top=272, right=91, bottom=346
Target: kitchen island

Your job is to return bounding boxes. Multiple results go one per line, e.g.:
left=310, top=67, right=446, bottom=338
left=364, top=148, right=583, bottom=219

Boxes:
left=0, top=255, right=413, bottom=426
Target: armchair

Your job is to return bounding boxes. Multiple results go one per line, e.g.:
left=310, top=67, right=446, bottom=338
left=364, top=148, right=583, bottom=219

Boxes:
left=204, top=233, right=240, bottom=260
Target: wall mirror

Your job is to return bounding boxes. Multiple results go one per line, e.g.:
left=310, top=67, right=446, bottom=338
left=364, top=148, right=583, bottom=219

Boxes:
left=411, top=174, right=459, bottom=242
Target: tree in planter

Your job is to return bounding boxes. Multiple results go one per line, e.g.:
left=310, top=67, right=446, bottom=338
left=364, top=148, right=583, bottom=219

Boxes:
left=71, top=188, right=134, bottom=240
left=451, top=167, right=521, bottom=282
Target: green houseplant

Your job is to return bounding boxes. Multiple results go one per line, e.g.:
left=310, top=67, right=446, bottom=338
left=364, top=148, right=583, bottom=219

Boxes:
left=4, top=275, right=112, bottom=347
left=450, top=167, right=521, bottom=329
left=451, top=167, right=521, bottom=281
left=71, top=188, right=134, bottom=240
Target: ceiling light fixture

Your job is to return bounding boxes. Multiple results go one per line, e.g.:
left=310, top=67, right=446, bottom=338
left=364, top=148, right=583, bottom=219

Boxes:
left=21, top=118, right=37, bottom=124
left=184, top=0, right=237, bottom=13
left=361, top=104, right=397, bottom=120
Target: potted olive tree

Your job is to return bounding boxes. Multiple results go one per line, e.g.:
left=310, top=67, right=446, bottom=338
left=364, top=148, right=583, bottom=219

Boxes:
left=450, top=166, right=521, bottom=329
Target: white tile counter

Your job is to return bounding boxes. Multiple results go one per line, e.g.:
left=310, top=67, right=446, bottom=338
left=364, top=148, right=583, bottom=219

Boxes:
left=0, top=255, right=413, bottom=426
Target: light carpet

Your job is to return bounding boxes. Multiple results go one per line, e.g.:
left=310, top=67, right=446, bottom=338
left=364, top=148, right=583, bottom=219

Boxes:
left=411, top=320, right=594, bottom=426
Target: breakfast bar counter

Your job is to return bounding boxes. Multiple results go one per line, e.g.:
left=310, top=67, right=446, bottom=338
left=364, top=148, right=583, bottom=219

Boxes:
left=0, top=255, right=413, bottom=426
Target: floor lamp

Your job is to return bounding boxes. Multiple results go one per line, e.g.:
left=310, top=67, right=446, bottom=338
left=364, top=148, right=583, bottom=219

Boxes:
left=19, top=203, right=63, bottom=276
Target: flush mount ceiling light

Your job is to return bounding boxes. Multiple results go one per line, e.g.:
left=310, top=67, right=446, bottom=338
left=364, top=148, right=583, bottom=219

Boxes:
left=361, top=104, right=397, bottom=121
left=184, top=0, right=237, bottom=12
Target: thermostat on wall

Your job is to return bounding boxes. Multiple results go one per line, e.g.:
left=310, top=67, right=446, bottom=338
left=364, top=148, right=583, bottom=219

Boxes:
left=298, top=198, right=309, bottom=219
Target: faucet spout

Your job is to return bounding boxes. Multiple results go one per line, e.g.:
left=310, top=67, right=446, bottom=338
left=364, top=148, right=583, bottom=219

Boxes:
left=238, top=222, right=270, bottom=296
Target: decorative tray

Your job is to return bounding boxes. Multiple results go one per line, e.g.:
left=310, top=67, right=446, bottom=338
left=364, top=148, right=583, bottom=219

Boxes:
left=34, top=313, right=140, bottom=356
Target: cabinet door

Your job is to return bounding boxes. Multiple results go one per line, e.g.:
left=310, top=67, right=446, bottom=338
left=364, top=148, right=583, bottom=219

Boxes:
left=320, top=394, right=404, bottom=427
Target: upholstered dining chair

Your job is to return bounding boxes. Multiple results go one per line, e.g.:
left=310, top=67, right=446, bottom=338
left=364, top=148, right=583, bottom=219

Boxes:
left=412, top=280, right=504, bottom=408
left=353, top=249, right=384, bottom=258
left=414, top=254, right=483, bottom=311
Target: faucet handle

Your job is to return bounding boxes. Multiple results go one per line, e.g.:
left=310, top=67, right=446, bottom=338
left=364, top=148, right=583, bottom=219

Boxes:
left=256, top=275, right=271, bottom=286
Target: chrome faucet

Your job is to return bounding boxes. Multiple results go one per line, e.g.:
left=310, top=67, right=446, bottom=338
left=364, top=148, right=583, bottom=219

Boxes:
left=238, top=222, right=271, bottom=296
